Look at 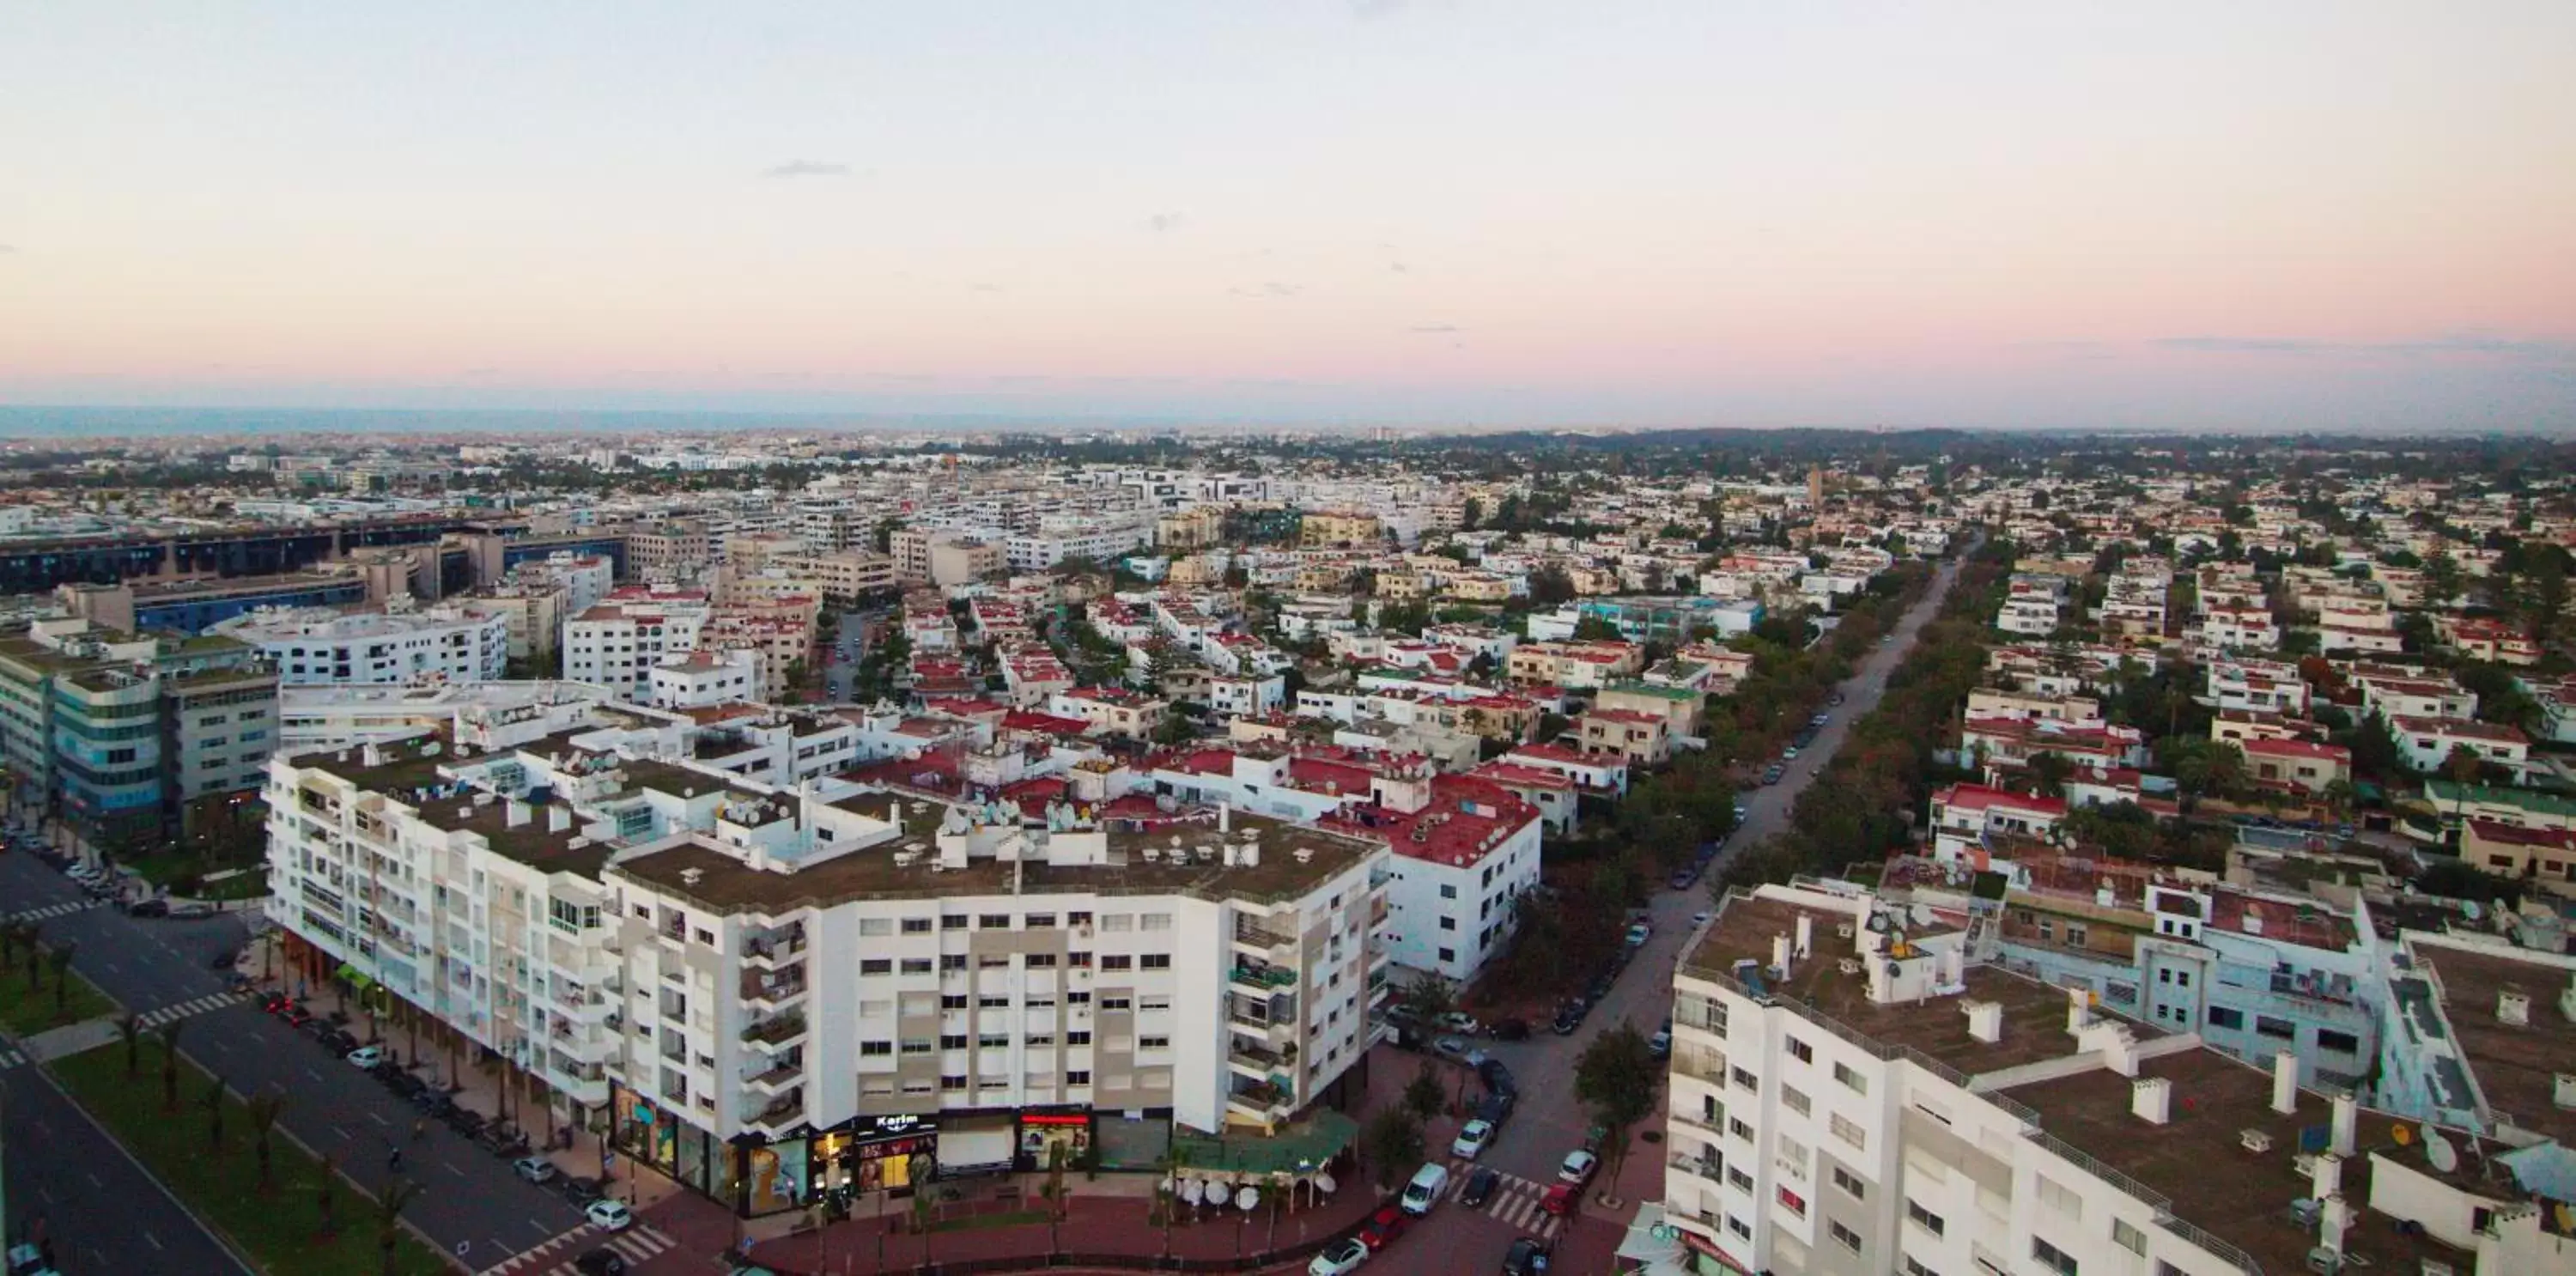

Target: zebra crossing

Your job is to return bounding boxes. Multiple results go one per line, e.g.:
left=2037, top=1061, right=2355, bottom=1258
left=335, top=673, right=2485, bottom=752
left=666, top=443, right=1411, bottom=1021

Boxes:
left=0, top=1044, right=27, bottom=1070
left=1446, top=1160, right=1564, bottom=1238
left=5, top=898, right=105, bottom=924
left=136, top=990, right=252, bottom=1030
left=477, top=1221, right=677, bottom=1276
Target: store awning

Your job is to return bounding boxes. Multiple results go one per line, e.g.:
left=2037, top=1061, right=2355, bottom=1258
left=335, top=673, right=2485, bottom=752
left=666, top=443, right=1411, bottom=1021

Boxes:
left=1616, top=1203, right=1693, bottom=1275
left=335, top=962, right=375, bottom=991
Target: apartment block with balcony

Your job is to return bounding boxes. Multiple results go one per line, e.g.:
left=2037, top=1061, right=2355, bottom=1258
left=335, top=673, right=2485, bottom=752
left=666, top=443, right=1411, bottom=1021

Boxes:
left=1661, top=882, right=2548, bottom=1276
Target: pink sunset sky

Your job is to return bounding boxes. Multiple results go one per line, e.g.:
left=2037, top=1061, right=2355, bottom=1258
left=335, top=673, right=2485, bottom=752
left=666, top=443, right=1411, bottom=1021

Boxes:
left=3, top=2, right=2573, bottom=429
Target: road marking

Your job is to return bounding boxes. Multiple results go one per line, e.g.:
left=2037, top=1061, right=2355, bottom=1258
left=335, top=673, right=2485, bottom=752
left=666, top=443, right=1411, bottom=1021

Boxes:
left=334, top=1126, right=351, bottom=1140
left=444, top=1161, right=466, bottom=1176
left=87, top=1172, right=102, bottom=1188
left=145, top=1231, right=164, bottom=1251
left=305, top=1066, right=322, bottom=1081
left=368, top=1111, right=389, bottom=1127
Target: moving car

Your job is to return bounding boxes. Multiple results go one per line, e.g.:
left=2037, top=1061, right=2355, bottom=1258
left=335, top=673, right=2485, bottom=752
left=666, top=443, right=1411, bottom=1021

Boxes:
left=1540, top=1184, right=1576, bottom=1217
left=572, top=1249, right=628, bottom=1276
left=1502, top=1237, right=1552, bottom=1275
left=1309, top=1237, right=1370, bottom=1276
left=1558, top=1150, right=1598, bottom=1185
left=584, top=1200, right=634, bottom=1232
left=513, top=1155, right=559, bottom=1184
left=1451, top=1119, right=1495, bottom=1159
left=1459, top=1167, right=1501, bottom=1208
left=1358, top=1205, right=1409, bottom=1249
left=1399, top=1163, right=1450, bottom=1216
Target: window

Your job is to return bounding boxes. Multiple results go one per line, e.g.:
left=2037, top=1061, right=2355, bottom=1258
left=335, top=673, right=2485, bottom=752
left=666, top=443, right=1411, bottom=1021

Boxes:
left=941, top=954, right=968, bottom=971
left=1439, top=884, right=1458, bottom=899
left=1437, top=947, right=1455, bottom=963
left=1906, top=1200, right=1945, bottom=1237
left=901, top=917, right=933, bottom=934
left=1788, top=1037, right=1814, bottom=1063
left=1833, top=1061, right=1866, bottom=1093
left=1905, top=1257, right=1939, bottom=1276
left=1783, top=1085, right=1811, bottom=1115
left=939, top=1034, right=968, bottom=1050
left=2111, top=1218, right=2147, bottom=1256
left=979, top=996, right=1010, bottom=1009
left=1727, top=1216, right=1751, bottom=1241
left=2317, top=1029, right=2360, bottom=1054
left=860, top=958, right=892, bottom=975
left=1829, top=1113, right=1867, bottom=1151
left=1829, top=1221, right=1862, bottom=1253
left=1099, top=997, right=1132, bottom=1012
left=1728, top=1117, right=1754, bottom=1141
left=1832, top=1166, right=1866, bottom=1199
left=1025, top=913, right=1056, bottom=928
left=1139, top=954, right=1170, bottom=969
left=940, top=994, right=968, bottom=1010
left=977, top=1033, right=1009, bottom=1049
left=860, top=1041, right=892, bottom=1057
left=942, top=914, right=968, bottom=930
left=2205, top=1006, right=2245, bottom=1030
left=979, top=914, right=1012, bottom=929
left=1438, top=917, right=1456, bottom=931
left=2033, top=1237, right=2079, bottom=1276
left=1067, top=1070, right=1091, bottom=1085
left=1101, top=955, right=1133, bottom=970
left=1777, top=1187, right=1807, bottom=1218
left=940, top=1075, right=967, bottom=1091
left=1140, top=913, right=1172, bottom=932
left=1727, top=1165, right=1753, bottom=1191
left=1731, top=1066, right=1757, bottom=1091
left=1099, top=914, right=1133, bottom=932
left=860, top=918, right=894, bottom=937
left=1139, top=1036, right=1170, bottom=1050
left=1025, top=954, right=1057, bottom=969
left=2255, top=1015, right=2296, bottom=1040
left=900, top=958, right=933, bottom=975
left=2037, top=1174, right=2081, bottom=1218
left=1067, top=1031, right=1091, bottom=1046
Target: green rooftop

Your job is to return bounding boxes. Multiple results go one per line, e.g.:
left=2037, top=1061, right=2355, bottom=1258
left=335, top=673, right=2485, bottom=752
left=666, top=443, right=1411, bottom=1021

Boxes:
left=1170, top=1110, right=1358, bottom=1177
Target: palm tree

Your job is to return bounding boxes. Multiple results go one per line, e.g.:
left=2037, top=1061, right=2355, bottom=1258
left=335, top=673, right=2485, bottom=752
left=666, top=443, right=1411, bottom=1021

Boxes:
left=158, top=1019, right=185, bottom=1113
left=2322, top=778, right=2358, bottom=828
left=118, top=1012, right=143, bottom=1077
left=250, top=1092, right=287, bottom=1193
left=316, top=1152, right=341, bottom=1238
left=21, top=923, right=42, bottom=993
left=49, top=943, right=76, bottom=1016
left=201, top=1073, right=228, bottom=1151
left=0, top=920, right=16, bottom=970
left=375, top=1176, right=423, bottom=1276
left=908, top=1153, right=937, bottom=1266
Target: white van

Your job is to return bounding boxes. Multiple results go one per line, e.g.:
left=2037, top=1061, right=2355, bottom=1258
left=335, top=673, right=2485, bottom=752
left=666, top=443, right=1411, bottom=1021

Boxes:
left=1399, top=1162, right=1450, bottom=1215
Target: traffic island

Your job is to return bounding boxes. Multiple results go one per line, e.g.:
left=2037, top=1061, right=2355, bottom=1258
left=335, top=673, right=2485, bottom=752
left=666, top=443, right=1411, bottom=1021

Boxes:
left=46, top=1038, right=452, bottom=1276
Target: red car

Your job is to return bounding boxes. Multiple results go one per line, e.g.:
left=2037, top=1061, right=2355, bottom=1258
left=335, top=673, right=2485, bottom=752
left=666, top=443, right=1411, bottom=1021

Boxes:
left=1357, top=1204, right=1409, bottom=1250
left=1540, top=1184, right=1576, bottom=1218
left=281, top=1006, right=313, bottom=1028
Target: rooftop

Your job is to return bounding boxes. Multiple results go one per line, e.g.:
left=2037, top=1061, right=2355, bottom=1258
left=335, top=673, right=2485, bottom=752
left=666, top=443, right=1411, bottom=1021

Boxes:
left=410, top=796, right=611, bottom=877
left=2415, top=942, right=2576, bottom=1147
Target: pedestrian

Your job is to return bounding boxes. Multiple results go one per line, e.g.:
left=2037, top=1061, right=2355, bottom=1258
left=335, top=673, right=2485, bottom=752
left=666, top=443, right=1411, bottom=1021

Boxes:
left=412, top=1116, right=428, bottom=1143
left=389, top=1147, right=404, bottom=1172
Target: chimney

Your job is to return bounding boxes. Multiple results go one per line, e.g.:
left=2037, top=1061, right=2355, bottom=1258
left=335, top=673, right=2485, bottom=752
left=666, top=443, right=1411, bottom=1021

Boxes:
left=506, top=799, right=531, bottom=828
left=2067, top=986, right=2094, bottom=1035
left=1771, top=933, right=1793, bottom=975
left=1965, top=1000, right=2003, bottom=1043
left=2272, top=1050, right=2300, bottom=1115
left=2318, top=1195, right=2352, bottom=1262
left=548, top=805, right=570, bottom=834
left=1218, top=803, right=1231, bottom=834
left=2330, top=1091, right=2358, bottom=1158
left=2311, top=1151, right=2342, bottom=1203
left=2105, top=1026, right=2141, bottom=1078
left=2131, top=1077, right=2172, bottom=1125
left=1795, top=914, right=1814, bottom=958
left=2498, top=987, right=2531, bottom=1026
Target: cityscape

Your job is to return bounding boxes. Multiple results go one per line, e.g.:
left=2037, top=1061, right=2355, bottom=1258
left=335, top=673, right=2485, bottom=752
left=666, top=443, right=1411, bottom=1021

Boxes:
left=5, top=5, right=2576, bottom=1276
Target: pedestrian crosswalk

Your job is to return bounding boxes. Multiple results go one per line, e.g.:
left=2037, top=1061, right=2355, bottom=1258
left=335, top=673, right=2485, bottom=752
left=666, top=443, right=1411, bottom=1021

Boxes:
left=5, top=898, right=105, bottom=924
left=137, top=990, right=252, bottom=1029
left=0, top=1045, right=27, bottom=1070
left=478, top=1221, right=677, bottom=1276
left=1445, top=1160, right=1564, bottom=1238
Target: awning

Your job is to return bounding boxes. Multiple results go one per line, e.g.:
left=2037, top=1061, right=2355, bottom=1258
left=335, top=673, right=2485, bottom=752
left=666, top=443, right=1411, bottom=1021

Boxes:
left=1615, top=1204, right=1694, bottom=1275
left=336, top=963, right=375, bottom=992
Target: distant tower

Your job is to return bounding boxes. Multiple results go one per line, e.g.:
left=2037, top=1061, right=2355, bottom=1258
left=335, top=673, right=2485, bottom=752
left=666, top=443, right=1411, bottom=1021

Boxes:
left=1807, top=465, right=1826, bottom=507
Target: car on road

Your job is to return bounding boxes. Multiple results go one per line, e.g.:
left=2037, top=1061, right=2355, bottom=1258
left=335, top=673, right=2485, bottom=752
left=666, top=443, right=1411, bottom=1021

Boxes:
left=1829, top=691, right=1846, bottom=706
left=1648, top=1026, right=1672, bottom=1058
left=1624, top=921, right=1651, bottom=947
left=1490, top=1017, right=1529, bottom=1042
left=322, top=1029, right=358, bottom=1054
left=1668, top=868, right=1697, bottom=890
left=1477, top=1058, right=1516, bottom=1097
left=444, top=1109, right=487, bottom=1137
left=1459, top=1166, right=1501, bottom=1207
left=584, top=1200, right=634, bottom=1232
left=1431, top=1036, right=1471, bottom=1061
left=1434, top=1012, right=1481, bottom=1036
left=169, top=902, right=216, bottom=919
left=513, top=1155, right=559, bottom=1184
left=1691, top=910, right=1712, bottom=927
left=1308, top=1237, right=1370, bottom=1276
left=1558, top=1150, right=1598, bottom=1185
left=1451, top=1119, right=1495, bottom=1159
left=1782, top=745, right=1800, bottom=760
left=1812, top=712, right=1830, bottom=726
left=281, top=1006, right=313, bottom=1027
left=385, top=1071, right=428, bottom=1100
left=1358, top=1205, right=1409, bottom=1249
left=1502, top=1237, right=1552, bottom=1275
left=559, top=1176, right=605, bottom=1206
left=1881, top=635, right=1893, bottom=646
left=125, top=898, right=170, bottom=918
left=1760, top=764, right=1785, bottom=785
left=1399, top=1163, right=1450, bottom=1216
left=1552, top=1006, right=1583, bottom=1036
left=1540, top=1184, right=1577, bottom=1217
left=572, top=1249, right=629, bottom=1275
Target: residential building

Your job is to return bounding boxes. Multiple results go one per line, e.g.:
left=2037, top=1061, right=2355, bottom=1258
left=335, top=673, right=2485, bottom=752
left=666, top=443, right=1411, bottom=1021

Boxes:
left=212, top=600, right=511, bottom=686
left=2388, top=715, right=2530, bottom=776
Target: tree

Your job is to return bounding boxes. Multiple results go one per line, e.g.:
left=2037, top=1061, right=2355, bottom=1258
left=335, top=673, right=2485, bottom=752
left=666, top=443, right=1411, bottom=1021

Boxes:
left=908, top=1153, right=938, bottom=1264
left=375, top=1176, right=423, bottom=1276
left=1404, top=1061, right=1447, bottom=1123
left=1042, top=1139, right=1070, bottom=1255
left=2026, top=750, right=2074, bottom=799
left=250, top=1091, right=287, bottom=1193
left=202, top=1072, right=228, bottom=1151
left=119, top=1012, right=143, bottom=1077
left=159, top=1020, right=185, bottom=1113
left=317, top=1151, right=341, bottom=1239
left=20, top=923, right=39, bottom=993
left=1359, top=1109, right=1425, bottom=1191
left=2440, top=744, right=2491, bottom=786
left=1575, top=1024, right=1662, bottom=1203
left=2419, top=549, right=2464, bottom=612
left=1394, top=975, right=1460, bottom=1029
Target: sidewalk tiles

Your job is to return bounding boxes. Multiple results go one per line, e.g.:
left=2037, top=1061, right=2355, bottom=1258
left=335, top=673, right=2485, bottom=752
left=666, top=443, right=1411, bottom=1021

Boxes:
left=475, top=1221, right=677, bottom=1276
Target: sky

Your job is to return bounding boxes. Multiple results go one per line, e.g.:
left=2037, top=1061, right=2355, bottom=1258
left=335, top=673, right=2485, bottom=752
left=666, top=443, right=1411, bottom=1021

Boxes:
left=3, top=1, right=2573, bottom=432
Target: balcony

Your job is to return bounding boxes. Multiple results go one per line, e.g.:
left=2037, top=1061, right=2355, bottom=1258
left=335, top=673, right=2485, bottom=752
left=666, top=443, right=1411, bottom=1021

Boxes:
left=744, top=1056, right=804, bottom=1095
left=1671, top=1049, right=1728, bottom=1088
left=1668, top=1152, right=1724, bottom=1183
left=1227, top=1036, right=1290, bottom=1074
left=741, top=968, right=808, bottom=1012
left=1231, top=921, right=1297, bottom=960
left=1228, top=961, right=1297, bottom=992
left=741, top=1011, right=808, bottom=1048
left=744, top=925, right=807, bottom=969
left=744, top=1088, right=805, bottom=1133
left=1225, top=1078, right=1293, bottom=1121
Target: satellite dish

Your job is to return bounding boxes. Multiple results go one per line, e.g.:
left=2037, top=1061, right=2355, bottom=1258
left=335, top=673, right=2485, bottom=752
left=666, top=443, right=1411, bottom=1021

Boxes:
left=1179, top=1180, right=1203, bottom=1206
left=1886, top=962, right=1903, bottom=978
left=1911, top=902, right=1939, bottom=927
left=1236, top=1186, right=1260, bottom=1212
left=1315, top=1172, right=1337, bottom=1194
left=2391, top=1125, right=2414, bottom=1146
left=2425, top=1130, right=2460, bottom=1174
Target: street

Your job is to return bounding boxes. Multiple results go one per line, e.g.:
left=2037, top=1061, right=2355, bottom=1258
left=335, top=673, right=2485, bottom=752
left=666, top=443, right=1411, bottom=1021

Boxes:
left=1388, top=547, right=1971, bottom=1273
left=0, top=1057, right=252, bottom=1275
left=0, top=850, right=588, bottom=1270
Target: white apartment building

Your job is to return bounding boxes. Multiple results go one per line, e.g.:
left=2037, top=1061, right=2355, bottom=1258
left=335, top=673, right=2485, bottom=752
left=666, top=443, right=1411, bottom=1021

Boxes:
left=1996, top=597, right=2063, bottom=636
left=648, top=649, right=761, bottom=710
left=215, top=600, right=512, bottom=686
left=1661, top=882, right=2555, bottom=1276
left=563, top=593, right=712, bottom=700
left=276, top=680, right=630, bottom=753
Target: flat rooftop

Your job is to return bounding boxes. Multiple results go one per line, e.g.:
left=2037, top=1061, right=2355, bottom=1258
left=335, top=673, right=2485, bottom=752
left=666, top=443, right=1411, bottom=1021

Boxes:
left=2415, top=943, right=2576, bottom=1147
left=410, top=797, right=611, bottom=878
left=612, top=807, right=1381, bottom=916
left=2002, top=1048, right=2470, bottom=1276
left=1684, top=892, right=2104, bottom=1075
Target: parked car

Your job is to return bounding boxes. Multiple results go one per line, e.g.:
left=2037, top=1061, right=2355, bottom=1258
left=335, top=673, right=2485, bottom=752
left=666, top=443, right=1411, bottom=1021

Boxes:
left=170, top=902, right=217, bottom=920
left=559, top=1176, right=605, bottom=1206
left=414, top=1090, right=456, bottom=1118
left=1782, top=746, right=1800, bottom=760
left=280, top=1006, right=313, bottom=1029
left=572, top=1249, right=629, bottom=1276
left=1473, top=1092, right=1515, bottom=1127
left=1460, top=1166, right=1501, bottom=1208
left=513, top=1155, right=559, bottom=1184
left=1489, top=1017, right=1529, bottom=1042
left=1431, top=1036, right=1472, bottom=1062
left=1451, top=1119, right=1495, bottom=1159
left=125, top=898, right=170, bottom=918
left=1309, top=1237, right=1370, bottom=1276
left=1624, top=921, right=1650, bottom=947
left=1760, top=764, right=1785, bottom=785
left=384, top=1072, right=428, bottom=1100
left=1558, top=1150, right=1598, bottom=1185
left=1668, top=869, right=1696, bottom=890
left=1357, top=1205, right=1409, bottom=1250
left=1502, top=1237, right=1552, bottom=1275
left=1399, top=1163, right=1451, bottom=1216
left=1540, top=1184, right=1576, bottom=1217
left=1811, top=713, right=1830, bottom=727
left=321, top=1029, right=358, bottom=1054
left=584, top=1200, right=634, bottom=1232
left=444, top=1109, right=488, bottom=1137
left=1649, top=1027, right=1672, bottom=1058
left=1433, top=1012, right=1481, bottom=1036
left=1829, top=691, right=1846, bottom=706
left=1551, top=1007, right=1583, bottom=1036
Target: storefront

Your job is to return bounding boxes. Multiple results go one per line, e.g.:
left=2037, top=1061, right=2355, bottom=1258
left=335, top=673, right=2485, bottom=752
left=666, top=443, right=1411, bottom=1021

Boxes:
left=610, top=1085, right=727, bottom=1206
left=812, top=1113, right=938, bottom=1204
left=938, top=1115, right=1018, bottom=1178
left=1014, top=1108, right=1095, bottom=1172
left=610, top=1088, right=939, bottom=1218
